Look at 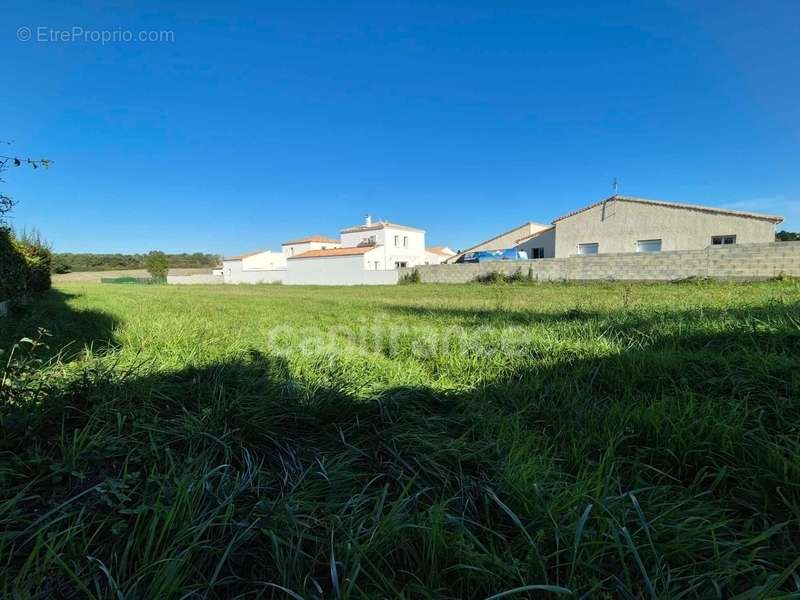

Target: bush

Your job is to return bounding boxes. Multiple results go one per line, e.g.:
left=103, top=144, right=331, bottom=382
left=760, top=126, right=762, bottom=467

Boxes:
left=474, top=268, right=530, bottom=284
left=17, top=230, right=52, bottom=293
left=0, top=229, right=52, bottom=304
left=0, top=230, right=28, bottom=302
left=399, top=268, right=421, bottom=284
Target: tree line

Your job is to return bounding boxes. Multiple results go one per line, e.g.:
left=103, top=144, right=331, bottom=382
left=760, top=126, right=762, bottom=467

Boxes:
left=51, top=252, right=220, bottom=273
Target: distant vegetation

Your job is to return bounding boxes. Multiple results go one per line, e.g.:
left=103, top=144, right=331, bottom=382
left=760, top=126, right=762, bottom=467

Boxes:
left=51, top=252, right=220, bottom=273
left=776, top=230, right=800, bottom=242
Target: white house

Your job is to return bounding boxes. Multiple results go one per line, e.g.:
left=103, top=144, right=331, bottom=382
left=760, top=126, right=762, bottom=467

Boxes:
left=185, top=215, right=448, bottom=286
left=281, top=235, right=341, bottom=257
left=339, top=216, right=427, bottom=269
left=285, top=216, right=428, bottom=285
left=222, top=250, right=286, bottom=284
left=425, top=246, right=456, bottom=264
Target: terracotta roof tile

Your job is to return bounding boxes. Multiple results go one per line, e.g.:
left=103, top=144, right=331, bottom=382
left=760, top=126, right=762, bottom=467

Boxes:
left=281, top=235, right=341, bottom=245
left=426, top=246, right=455, bottom=256
left=288, top=245, right=381, bottom=259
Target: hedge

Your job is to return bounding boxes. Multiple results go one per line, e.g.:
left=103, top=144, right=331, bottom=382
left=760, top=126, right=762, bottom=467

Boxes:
left=0, top=229, right=52, bottom=304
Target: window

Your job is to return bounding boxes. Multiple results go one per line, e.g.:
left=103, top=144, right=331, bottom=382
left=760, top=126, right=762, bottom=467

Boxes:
left=578, top=243, right=599, bottom=255
left=636, top=239, right=662, bottom=253
left=289, top=247, right=294, bottom=256
left=530, top=247, right=545, bottom=259
left=712, top=235, right=736, bottom=246
left=394, top=261, right=407, bottom=269
left=374, top=261, right=380, bottom=270
left=394, top=235, right=400, bottom=247
left=403, top=236, right=408, bottom=248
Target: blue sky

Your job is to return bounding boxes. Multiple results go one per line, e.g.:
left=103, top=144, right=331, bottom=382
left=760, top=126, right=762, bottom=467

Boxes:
left=2, top=1, right=798, bottom=254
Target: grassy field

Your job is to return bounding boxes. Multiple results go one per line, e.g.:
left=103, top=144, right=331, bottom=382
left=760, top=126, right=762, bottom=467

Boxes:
left=1, top=280, right=799, bottom=599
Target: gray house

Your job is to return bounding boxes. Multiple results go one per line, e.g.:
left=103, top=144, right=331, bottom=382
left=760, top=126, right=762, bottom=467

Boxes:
left=452, top=195, right=783, bottom=263
left=551, top=196, right=783, bottom=257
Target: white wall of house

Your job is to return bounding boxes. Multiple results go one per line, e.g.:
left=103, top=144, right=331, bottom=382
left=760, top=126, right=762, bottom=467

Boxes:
left=554, top=198, right=779, bottom=257
left=515, top=228, right=556, bottom=259
left=222, top=254, right=287, bottom=284
left=233, top=270, right=287, bottom=284
left=340, top=225, right=426, bottom=268
left=286, top=249, right=398, bottom=285
left=241, top=251, right=287, bottom=270
left=424, top=248, right=456, bottom=264
left=282, top=240, right=341, bottom=257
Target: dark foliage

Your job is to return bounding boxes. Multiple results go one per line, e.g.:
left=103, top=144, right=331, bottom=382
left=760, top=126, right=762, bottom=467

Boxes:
left=51, top=251, right=220, bottom=273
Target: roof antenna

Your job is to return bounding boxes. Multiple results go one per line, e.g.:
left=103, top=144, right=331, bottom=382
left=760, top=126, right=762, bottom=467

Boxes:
left=612, top=177, right=619, bottom=197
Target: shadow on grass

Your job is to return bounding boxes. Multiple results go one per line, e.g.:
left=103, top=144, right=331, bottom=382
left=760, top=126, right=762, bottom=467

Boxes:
left=2, top=302, right=800, bottom=598
left=0, top=288, right=119, bottom=360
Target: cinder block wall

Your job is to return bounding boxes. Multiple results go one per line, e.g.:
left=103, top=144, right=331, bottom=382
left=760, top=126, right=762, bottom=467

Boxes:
left=399, top=242, right=800, bottom=284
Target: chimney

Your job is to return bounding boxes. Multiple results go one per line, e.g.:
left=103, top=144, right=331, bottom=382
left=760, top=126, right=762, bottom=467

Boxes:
left=364, top=214, right=372, bottom=226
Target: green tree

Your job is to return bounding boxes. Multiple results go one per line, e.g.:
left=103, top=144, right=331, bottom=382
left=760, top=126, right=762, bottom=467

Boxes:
left=145, top=250, right=169, bottom=280
left=776, top=230, right=800, bottom=242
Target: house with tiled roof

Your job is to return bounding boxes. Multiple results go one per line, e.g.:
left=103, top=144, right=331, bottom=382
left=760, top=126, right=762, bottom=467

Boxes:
left=281, top=235, right=341, bottom=258
left=285, top=215, right=430, bottom=284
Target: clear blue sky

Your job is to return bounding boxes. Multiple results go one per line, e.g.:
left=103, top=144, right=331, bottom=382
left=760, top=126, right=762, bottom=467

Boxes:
left=2, top=1, right=798, bottom=254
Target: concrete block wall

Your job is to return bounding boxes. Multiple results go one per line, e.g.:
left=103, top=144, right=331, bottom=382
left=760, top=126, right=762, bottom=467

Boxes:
left=400, top=242, right=800, bottom=284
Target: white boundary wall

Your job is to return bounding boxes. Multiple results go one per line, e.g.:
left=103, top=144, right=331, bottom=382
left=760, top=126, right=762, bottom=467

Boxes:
left=234, top=270, right=287, bottom=284
left=286, top=255, right=400, bottom=285
left=167, top=274, right=224, bottom=285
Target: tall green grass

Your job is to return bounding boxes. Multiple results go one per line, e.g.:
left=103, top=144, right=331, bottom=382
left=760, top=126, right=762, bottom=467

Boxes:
left=1, top=280, right=799, bottom=598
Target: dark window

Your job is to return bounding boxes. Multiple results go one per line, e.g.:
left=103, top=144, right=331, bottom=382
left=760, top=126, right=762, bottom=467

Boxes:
left=636, top=239, right=662, bottom=253
left=711, top=235, right=736, bottom=245
left=529, top=247, right=545, bottom=259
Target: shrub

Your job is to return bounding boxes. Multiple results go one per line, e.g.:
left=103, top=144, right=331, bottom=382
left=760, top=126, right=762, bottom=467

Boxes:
left=0, top=229, right=28, bottom=302
left=0, top=229, right=52, bottom=304
left=400, top=268, right=421, bottom=284
left=474, top=268, right=529, bottom=284
left=17, top=230, right=52, bottom=293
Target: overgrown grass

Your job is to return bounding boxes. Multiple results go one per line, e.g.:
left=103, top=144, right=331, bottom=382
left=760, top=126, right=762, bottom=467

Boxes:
left=1, top=280, right=799, bottom=598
